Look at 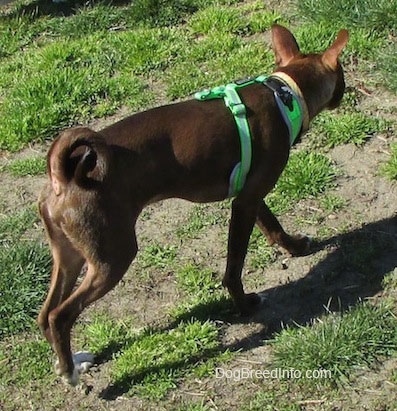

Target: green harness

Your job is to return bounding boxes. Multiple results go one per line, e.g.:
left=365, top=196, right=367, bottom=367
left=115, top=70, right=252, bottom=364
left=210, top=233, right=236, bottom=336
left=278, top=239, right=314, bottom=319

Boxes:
left=194, top=75, right=304, bottom=197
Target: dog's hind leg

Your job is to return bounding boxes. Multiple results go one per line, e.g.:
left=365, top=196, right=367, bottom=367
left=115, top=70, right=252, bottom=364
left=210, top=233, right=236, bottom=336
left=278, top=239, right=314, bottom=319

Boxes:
left=37, top=203, right=85, bottom=347
left=47, top=228, right=138, bottom=386
left=256, top=200, right=310, bottom=256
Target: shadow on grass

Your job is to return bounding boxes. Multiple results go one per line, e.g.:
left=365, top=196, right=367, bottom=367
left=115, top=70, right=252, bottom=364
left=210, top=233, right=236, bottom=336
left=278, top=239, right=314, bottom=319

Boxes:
left=98, top=215, right=396, bottom=400
left=1, top=0, right=131, bottom=19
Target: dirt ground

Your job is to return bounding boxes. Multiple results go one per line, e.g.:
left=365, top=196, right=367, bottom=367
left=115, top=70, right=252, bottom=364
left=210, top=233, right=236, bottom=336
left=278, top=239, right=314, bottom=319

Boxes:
left=0, top=64, right=396, bottom=410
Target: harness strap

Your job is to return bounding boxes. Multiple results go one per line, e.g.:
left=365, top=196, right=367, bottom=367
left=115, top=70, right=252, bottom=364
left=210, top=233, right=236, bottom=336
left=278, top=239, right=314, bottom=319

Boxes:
left=223, top=83, right=252, bottom=195
left=194, top=74, right=306, bottom=197
left=195, top=76, right=264, bottom=196
left=264, top=77, right=304, bottom=145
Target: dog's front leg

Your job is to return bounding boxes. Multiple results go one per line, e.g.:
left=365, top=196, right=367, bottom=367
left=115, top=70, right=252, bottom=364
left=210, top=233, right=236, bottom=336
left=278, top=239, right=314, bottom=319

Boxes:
left=222, top=198, right=262, bottom=315
left=256, top=200, right=310, bottom=256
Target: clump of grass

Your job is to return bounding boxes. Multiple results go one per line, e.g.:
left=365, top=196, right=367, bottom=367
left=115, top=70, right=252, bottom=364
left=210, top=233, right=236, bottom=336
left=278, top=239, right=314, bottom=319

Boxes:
left=319, top=194, right=347, bottom=213
left=6, top=157, right=46, bottom=177
left=377, top=39, right=397, bottom=92
left=0, top=209, right=51, bottom=337
left=296, top=0, right=397, bottom=32
left=128, top=0, right=202, bottom=27
left=381, top=143, right=397, bottom=181
left=83, top=314, right=139, bottom=357
left=138, top=242, right=177, bottom=270
left=295, top=22, right=383, bottom=59
left=0, top=207, right=38, bottom=240
left=267, top=151, right=337, bottom=214
left=176, top=263, right=221, bottom=299
left=0, top=335, right=52, bottom=386
left=171, top=263, right=228, bottom=321
left=111, top=320, right=220, bottom=399
left=272, top=302, right=397, bottom=385
left=312, top=111, right=387, bottom=148
left=0, top=35, right=153, bottom=151
left=176, top=202, right=229, bottom=239
left=189, top=6, right=248, bottom=35
left=248, top=227, right=278, bottom=270
left=166, top=35, right=274, bottom=99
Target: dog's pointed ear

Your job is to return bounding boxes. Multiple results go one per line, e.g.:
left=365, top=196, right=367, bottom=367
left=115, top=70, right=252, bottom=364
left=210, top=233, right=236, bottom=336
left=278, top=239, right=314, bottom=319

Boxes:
left=271, top=24, right=300, bottom=67
left=322, top=29, right=349, bottom=70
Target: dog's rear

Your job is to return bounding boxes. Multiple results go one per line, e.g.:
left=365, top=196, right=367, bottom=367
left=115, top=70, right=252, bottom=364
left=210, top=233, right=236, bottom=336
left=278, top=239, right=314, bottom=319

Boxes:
left=46, top=127, right=110, bottom=196
left=38, top=25, right=348, bottom=386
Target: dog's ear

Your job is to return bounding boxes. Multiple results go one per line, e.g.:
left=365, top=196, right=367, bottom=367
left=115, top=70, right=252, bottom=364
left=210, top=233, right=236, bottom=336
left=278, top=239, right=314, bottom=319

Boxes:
left=271, top=24, right=300, bottom=67
left=322, top=29, right=349, bottom=70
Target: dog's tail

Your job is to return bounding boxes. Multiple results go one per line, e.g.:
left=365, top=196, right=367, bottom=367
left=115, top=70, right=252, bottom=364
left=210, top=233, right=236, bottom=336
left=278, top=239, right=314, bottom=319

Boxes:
left=47, top=127, right=110, bottom=195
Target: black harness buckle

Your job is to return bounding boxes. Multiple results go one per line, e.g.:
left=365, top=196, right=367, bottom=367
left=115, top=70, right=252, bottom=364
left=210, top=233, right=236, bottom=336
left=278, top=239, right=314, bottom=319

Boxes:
left=264, top=78, right=294, bottom=111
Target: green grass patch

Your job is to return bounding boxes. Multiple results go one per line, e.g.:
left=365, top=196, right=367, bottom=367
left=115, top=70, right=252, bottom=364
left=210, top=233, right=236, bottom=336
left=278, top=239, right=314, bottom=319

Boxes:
left=6, top=156, right=46, bottom=177
left=377, top=39, right=397, bottom=92
left=248, top=227, right=278, bottom=270
left=381, top=143, right=397, bottom=180
left=0, top=334, right=52, bottom=386
left=138, top=242, right=177, bottom=270
left=319, top=194, right=347, bottom=213
left=189, top=5, right=249, bottom=35
left=311, top=111, right=387, bottom=148
left=295, top=22, right=384, bottom=60
left=0, top=208, right=51, bottom=338
left=0, top=207, right=38, bottom=240
left=296, top=0, right=397, bottom=32
left=176, top=202, right=229, bottom=239
left=165, top=34, right=274, bottom=99
left=272, top=302, right=397, bottom=385
left=243, top=389, right=300, bottom=411
left=268, top=150, right=337, bottom=214
left=110, top=319, right=220, bottom=399
left=171, top=263, right=229, bottom=321
left=0, top=35, right=153, bottom=150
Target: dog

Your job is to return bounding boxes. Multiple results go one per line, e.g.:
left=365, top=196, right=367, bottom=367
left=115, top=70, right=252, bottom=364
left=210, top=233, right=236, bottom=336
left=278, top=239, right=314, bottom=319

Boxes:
left=37, top=24, right=348, bottom=385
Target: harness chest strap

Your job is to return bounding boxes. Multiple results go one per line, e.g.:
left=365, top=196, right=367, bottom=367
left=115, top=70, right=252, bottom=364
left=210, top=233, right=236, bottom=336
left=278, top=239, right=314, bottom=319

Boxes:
left=195, top=75, right=307, bottom=197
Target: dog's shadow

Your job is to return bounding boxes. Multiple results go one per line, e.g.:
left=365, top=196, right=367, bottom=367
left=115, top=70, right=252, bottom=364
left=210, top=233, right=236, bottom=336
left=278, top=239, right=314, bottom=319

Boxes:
left=99, top=215, right=396, bottom=400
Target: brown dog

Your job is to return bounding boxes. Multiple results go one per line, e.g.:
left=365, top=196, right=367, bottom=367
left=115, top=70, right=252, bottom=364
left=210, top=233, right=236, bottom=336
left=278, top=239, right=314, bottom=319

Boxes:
left=37, top=25, right=348, bottom=385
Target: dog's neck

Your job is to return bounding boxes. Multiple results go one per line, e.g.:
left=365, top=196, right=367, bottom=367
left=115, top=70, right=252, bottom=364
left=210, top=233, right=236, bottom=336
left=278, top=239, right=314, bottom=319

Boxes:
left=271, top=71, right=310, bottom=132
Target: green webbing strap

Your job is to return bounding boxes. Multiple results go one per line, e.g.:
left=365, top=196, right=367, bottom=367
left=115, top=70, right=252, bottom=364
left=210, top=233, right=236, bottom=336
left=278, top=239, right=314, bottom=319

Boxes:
left=223, top=83, right=252, bottom=195
left=195, top=76, right=267, bottom=196
left=194, top=74, right=303, bottom=197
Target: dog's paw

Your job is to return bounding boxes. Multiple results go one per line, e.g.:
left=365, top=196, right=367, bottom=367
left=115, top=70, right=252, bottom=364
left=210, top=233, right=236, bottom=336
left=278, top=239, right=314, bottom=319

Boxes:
left=285, top=234, right=311, bottom=256
left=63, top=367, right=80, bottom=386
left=73, top=351, right=95, bottom=374
left=239, top=293, right=264, bottom=316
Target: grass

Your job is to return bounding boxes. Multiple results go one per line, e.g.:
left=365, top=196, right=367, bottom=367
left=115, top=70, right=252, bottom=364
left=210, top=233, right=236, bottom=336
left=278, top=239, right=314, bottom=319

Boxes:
left=84, top=312, right=227, bottom=400
left=176, top=202, right=229, bottom=239
left=0, top=208, right=51, bottom=338
left=272, top=302, right=397, bottom=385
left=171, top=263, right=229, bottom=321
left=0, top=0, right=396, bottom=409
left=137, top=242, right=177, bottom=270
left=0, top=334, right=52, bottom=386
left=296, top=0, right=397, bottom=31
left=268, top=150, right=337, bottom=214
left=0, top=0, right=278, bottom=150
left=248, top=227, right=278, bottom=270
left=311, top=111, right=387, bottom=148
left=6, top=156, right=46, bottom=177
left=111, top=320, right=220, bottom=399
left=381, top=143, right=397, bottom=180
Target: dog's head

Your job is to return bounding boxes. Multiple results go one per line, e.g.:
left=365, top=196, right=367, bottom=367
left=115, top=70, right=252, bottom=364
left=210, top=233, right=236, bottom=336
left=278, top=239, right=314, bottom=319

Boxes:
left=271, top=24, right=349, bottom=116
